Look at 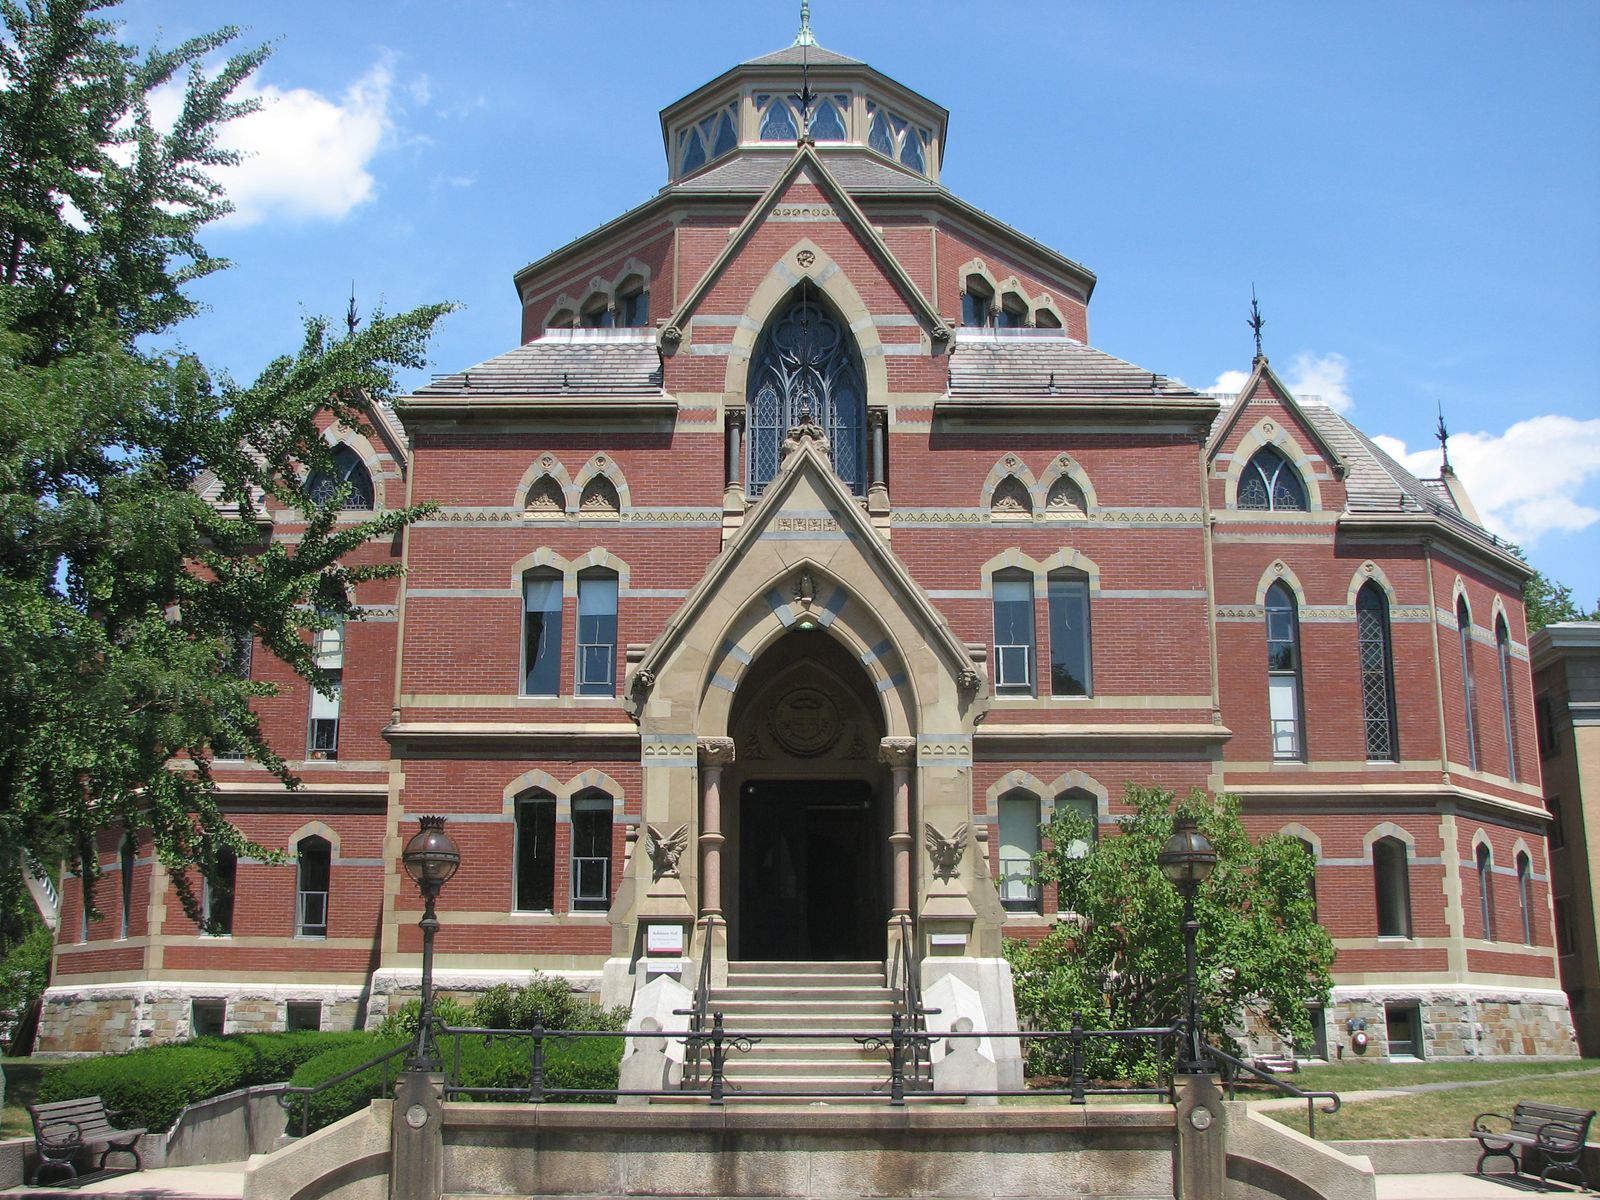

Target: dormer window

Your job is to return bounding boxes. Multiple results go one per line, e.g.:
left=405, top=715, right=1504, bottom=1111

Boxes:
left=962, top=276, right=995, bottom=327
left=998, top=294, right=1029, bottom=329
left=616, top=278, right=649, bottom=328
left=677, top=102, right=739, bottom=175
left=579, top=294, right=613, bottom=329
left=865, top=102, right=929, bottom=172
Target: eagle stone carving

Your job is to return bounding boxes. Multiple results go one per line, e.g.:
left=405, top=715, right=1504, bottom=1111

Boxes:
left=924, top=821, right=970, bottom=883
left=646, top=824, right=690, bottom=880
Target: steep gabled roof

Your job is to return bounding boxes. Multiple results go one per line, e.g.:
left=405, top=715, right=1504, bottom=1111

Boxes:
left=1205, top=355, right=1348, bottom=476
left=743, top=42, right=864, bottom=68
left=660, top=142, right=948, bottom=349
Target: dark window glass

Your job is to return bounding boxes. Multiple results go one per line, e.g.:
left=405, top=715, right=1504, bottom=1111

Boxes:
left=570, top=793, right=613, bottom=911
left=617, top=285, right=649, bottom=327
left=1517, top=853, right=1534, bottom=945
left=1496, top=618, right=1517, bottom=782
left=1556, top=895, right=1576, bottom=955
left=1374, top=837, right=1412, bottom=937
left=515, top=794, right=557, bottom=912
left=1385, top=1003, right=1423, bottom=1058
left=203, top=849, right=236, bottom=936
left=286, top=1001, right=322, bottom=1032
left=576, top=570, right=618, bottom=696
left=1477, top=843, right=1496, bottom=941
left=1458, top=598, right=1479, bottom=771
left=305, top=445, right=374, bottom=510
left=1266, top=582, right=1303, bottom=759
left=297, top=836, right=331, bottom=937
left=961, top=279, right=994, bottom=327
left=1047, top=572, right=1092, bottom=696
left=992, top=571, right=1035, bottom=696
left=680, top=131, right=706, bottom=174
left=997, top=296, right=1028, bottom=328
left=1537, top=693, right=1559, bottom=758
left=119, top=834, right=136, bottom=940
left=1356, top=583, right=1399, bottom=760
left=1294, top=837, right=1318, bottom=922
left=523, top=571, right=563, bottom=695
left=868, top=110, right=894, bottom=157
left=712, top=110, right=737, bottom=157
left=192, top=1000, right=226, bottom=1038
left=1238, top=446, right=1307, bottom=511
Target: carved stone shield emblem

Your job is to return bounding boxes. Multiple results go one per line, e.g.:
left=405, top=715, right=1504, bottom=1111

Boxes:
left=770, top=687, right=840, bottom=757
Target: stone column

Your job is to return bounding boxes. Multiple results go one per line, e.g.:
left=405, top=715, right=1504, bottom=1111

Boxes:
left=696, top=738, right=735, bottom=919
left=879, top=738, right=917, bottom=919
left=867, top=409, right=890, bottom=518
left=725, top=411, right=745, bottom=490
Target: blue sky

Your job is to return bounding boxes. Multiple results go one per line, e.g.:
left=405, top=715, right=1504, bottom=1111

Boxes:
left=115, top=0, right=1600, bottom=608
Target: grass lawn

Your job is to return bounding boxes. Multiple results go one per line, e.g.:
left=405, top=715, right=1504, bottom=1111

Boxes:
left=1291, top=1057, right=1598, bottom=1091
left=2, top=1057, right=68, bottom=1138
left=1265, top=1068, right=1600, bottom=1141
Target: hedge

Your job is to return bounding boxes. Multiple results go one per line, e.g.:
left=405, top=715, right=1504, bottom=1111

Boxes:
left=34, top=1029, right=381, bottom=1132
left=287, top=1031, right=623, bottom=1132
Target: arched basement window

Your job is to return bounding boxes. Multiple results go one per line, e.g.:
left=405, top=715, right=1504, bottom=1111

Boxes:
left=1356, top=582, right=1398, bottom=761
left=746, top=287, right=867, bottom=497
left=1238, top=445, right=1307, bottom=512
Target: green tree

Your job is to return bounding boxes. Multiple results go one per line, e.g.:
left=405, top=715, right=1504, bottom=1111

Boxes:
left=1005, top=786, right=1334, bottom=1082
left=0, top=0, right=448, bottom=916
left=1523, top=564, right=1598, bottom=634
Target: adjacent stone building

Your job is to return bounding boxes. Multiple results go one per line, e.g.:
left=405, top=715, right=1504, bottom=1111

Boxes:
left=37, top=23, right=1573, bottom=1061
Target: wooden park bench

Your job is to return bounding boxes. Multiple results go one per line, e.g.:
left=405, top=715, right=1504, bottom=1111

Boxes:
left=26, top=1096, right=146, bottom=1185
left=1472, top=1100, right=1594, bottom=1190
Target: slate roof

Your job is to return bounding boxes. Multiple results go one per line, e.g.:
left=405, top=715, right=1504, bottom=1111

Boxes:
left=411, top=330, right=663, bottom=399
left=946, top=333, right=1204, bottom=400
left=1280, top=401, right=1517, bottom=558
left=743, top=43, right=865, bottom=68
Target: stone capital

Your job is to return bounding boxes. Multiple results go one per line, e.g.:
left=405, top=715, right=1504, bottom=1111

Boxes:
left=697, top=737, right=736, bottom=766
left=877, top=736, right=916, bottom=768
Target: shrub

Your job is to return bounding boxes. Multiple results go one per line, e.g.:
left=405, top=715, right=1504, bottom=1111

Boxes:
left=376, top=996, right=472, bottom=1040
left=466, top=976, right=626, bottom=1033
left=224, top=1031, right=375, bottom=1085
left=37, top=1043, right=250, bottom=1131
left=450, top=1032, right=621, bottom=1102
left=285, top=1035, right=408, bottom=1133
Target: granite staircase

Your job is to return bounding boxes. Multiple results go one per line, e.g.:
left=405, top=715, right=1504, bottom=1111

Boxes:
left=704, top=960, right=902, bottom=1098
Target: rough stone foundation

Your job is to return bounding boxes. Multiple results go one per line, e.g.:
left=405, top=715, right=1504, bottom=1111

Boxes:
left=1239, top=985, right=1578, bottom=1062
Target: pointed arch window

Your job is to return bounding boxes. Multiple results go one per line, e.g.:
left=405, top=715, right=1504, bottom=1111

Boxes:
left=1292, top=837, right=1319, bottom=922
left=746, top=288, right=867, bottom=497
left=1458, top=597, right=1479, bottom=771
left=576, top=569, right=619, bottom=697
left=961, top=275, right=995, bottom=327
left=1373, top=836, right=1412, bottom=937
left=1356, top=582, right=1399, bottom=761
left=1266, top=582, right=1304, bottom=760
left=1477, top=843, right=1496, bottom=941
left=1517, top=852, right=1534, bottom=945
left=992, top=570, right=1035, bottom=697
left=1238, top=446, right=1307, bottom=512
left=1047, top=569, right=1092, bottom=697
left=296, top=836, right=330, bottom=937
left=202, top=849, right=235, bottom=936
left=305, top=445, right=374, bottom=511
left=1496, top=616, right=1517, bottom=782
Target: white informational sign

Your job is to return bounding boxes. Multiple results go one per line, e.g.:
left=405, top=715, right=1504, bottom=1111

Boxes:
left=929, top=932, right=968, bottom=948
left=645, top=924, right=685, bottom=956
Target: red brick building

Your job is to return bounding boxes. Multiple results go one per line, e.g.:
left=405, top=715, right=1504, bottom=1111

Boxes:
left=39, top=27, right=1573, bottom=1061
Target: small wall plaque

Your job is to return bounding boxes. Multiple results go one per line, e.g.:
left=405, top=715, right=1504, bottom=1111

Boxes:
left=646, top=924, right=686, bottom=956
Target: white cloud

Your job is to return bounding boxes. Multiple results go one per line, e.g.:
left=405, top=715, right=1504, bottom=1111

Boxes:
left=1284, top=351, right=1353, bottom=414
left=1372, top=415, right=1600, bottom=547
left=150, top=59, right=397, bottom=227
left=1206, top=368, right=1250, bottom=395
left=1207, top=351, right=1353, bottom=413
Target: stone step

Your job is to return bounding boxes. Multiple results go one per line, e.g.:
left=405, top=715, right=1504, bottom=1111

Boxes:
left=723, top=1060, right=887, bottom=1078
left=730, top=960, right=882, bottom=975
left=711, top=985, right=897, bottom=1002
left=709, top=998, right=896, bottom=1013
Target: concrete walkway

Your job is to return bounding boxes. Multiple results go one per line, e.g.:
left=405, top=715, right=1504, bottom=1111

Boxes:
left=1375, top=1173, right=1590, bottom=1198
left=0, top=1161, right=246, bottom=1199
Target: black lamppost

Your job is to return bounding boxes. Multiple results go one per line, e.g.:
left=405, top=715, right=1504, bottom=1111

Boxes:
left=402, top=815, right=460, bottom=1072
left=1158, top=815, right=1217, bottom=1074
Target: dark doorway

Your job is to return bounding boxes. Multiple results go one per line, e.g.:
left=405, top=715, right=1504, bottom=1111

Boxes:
left=738, top=779, right=882, bottom=960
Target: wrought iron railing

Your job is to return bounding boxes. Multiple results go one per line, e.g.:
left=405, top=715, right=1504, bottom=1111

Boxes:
left=674, top=920, right=716, bottom=1086
left=1210, top=1046, right=1341, bottom=1138
left=279, top=1040, right=412, bottom=1137
left=893, top=914, right=937, bottom=1089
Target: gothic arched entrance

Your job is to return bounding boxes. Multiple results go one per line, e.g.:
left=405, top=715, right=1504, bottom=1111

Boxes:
left=724, top=630, right=889, bottom=961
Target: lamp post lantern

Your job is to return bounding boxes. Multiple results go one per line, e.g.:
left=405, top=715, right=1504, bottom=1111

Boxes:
left=402, top=815, right=460, bottom=1072
left=1157, top=814, right=1217, bottom=1074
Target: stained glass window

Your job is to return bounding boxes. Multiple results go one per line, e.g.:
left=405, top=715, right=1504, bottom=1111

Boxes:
left=868, top=109, right=894, bottom=157
left=745, top=291, right=867, bottom=497
left=306, top=445, right=374, bottom=511
left=1496, top=617, right=1517, bottom=782
left=1238, top=446, right=1307, bottom=511
left=760, top=98, right=797, bottom=140
left=811, top=97, right=847, bottom=140
left=1357, top=582, right=1398, bottom=760
left=678, top=103, right=738, bottom=175
left=1458, top=597, right=1479, bottom=771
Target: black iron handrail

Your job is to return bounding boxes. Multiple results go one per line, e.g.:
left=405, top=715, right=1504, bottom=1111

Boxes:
left=672, top=918, right=716, bottom=1085
left=278, top=1040, right=412, bottom=1137
left=893, top=915, right=937, bottom=1088
left=1209, top=1046, right=1341, bottom=1138
left=432, top=1019, right=1181, bottom=1108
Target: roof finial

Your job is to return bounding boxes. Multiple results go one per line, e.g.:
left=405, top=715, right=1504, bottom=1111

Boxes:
left=1248, top=284, right=1266, bottom=364
left=1436, top=401, right=1452, bottom=474
left=795, top=0, right=816, bottom=47
left=345, top=281, right=361, bottom=335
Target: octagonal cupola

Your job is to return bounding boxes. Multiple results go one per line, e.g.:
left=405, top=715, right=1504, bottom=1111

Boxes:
left=659, top=8, right=948, bottom=185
